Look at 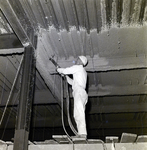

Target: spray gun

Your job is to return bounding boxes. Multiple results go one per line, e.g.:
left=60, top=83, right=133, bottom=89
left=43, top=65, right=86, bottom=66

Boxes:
left=49, top=57, right=60, bottom=68
left=49, top=57, right=65, bottom=77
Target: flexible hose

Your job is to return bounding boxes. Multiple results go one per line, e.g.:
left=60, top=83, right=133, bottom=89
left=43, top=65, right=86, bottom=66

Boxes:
left=64, top=77, right=78, bottom=136
left=60, top=76, right=71, bottom=139
left=61, top=75, right=79, bottom=138
left=49, top=57, right=78, bottom=136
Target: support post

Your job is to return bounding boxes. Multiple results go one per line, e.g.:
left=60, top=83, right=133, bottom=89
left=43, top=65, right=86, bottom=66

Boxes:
left=0, top=1, right=36, bottom=149
left=13, top=46, right=36, bottom=150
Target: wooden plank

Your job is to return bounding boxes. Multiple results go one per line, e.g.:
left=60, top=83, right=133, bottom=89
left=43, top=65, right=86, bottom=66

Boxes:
left=88, top=139, right=105, bottom=144
left=120, top=133, right=137, bottom=143
left=105, top=136, right=119, bottom=143
left=71, top=136, right=87, bottom=144
left=136, top=135, right=147, bottom=143
left=34, top=140, right=58, bottom=145
left=53, top=135, right=87, bottom=144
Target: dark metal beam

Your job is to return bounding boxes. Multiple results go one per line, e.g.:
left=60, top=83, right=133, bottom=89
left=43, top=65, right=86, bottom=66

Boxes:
left=13, top=46, right=36, bottom=150
left=0, top=0, right=35, bottom=48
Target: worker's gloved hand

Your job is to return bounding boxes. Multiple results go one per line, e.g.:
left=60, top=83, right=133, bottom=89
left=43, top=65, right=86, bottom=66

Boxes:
left=57, top=68, right=64, bottom=76
left=57, top=68, right=62, bottom=74
left=56, top=66, right=59, bottom=72
left=56, top=65, right=60, bottom=69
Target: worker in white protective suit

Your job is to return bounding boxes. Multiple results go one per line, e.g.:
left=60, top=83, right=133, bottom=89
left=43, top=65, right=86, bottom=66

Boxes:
left=57, top=56, right=88, bottom=138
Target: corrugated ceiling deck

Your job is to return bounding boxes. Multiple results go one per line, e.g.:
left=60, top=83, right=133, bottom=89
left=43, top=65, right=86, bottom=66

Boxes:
left=1, top=0, right=147, bottom=61
left=21, top=0, right=147, bottom=30
left=1, top=0, right=147, bottom=33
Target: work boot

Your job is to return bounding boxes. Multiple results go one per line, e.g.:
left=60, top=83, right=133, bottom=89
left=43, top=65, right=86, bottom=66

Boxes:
left=80, top=134, right=87, bottom=139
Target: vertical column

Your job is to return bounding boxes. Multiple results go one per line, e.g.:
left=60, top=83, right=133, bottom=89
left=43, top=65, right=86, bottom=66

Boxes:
left=13, top=46, right=36, bottom=150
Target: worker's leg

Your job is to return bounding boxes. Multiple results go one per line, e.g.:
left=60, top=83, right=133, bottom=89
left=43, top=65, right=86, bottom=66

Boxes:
left=73, top=90, right=88, bottom=135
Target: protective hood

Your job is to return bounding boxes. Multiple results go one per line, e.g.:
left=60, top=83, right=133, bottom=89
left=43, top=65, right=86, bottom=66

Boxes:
left=79, top=56, right=87, bottom=66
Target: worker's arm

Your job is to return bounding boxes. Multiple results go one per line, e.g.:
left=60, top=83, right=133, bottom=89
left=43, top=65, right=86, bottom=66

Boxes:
left=57, top=65, right=80, bottom=75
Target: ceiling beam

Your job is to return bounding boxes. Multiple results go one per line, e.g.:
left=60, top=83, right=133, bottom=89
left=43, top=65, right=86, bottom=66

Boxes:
left=87, top=120, right=147, bottom=129
left=1, top=90, right=147, bottom=113
left=0, top=0, right=35, bottom=48
left=89, top=103, right=147, bottom=114
left=88, top=84, right=147, bottom=96
left=87, top=56, right=147, bottom=72
left=0, top=48, right=24, bottom=55
left=0, top=34, right=22, bottom=50
left=33, top=118, right=147, bottom=129
left=1, top=82, right=147, bottom=109
left=48, top=55, right=147, bottom=73
left=1, top=101, right=147, bottom=114
left=2, top=83, right=147, bottom=105
left=3, top=116, right=147, bottom=129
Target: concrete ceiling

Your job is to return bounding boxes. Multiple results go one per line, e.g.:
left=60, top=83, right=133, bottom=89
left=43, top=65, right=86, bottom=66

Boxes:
left=0, top=0, right=147, bottom=142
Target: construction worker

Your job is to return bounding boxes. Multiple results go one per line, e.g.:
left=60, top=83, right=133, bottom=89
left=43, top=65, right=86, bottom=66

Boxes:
left=57, top=56, right=88, bottom=138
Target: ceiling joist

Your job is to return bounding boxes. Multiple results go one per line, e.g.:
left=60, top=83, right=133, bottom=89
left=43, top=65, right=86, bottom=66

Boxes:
left=0, top=0, right=35, bottom=48
left=47, top=55, right=147, bottom=73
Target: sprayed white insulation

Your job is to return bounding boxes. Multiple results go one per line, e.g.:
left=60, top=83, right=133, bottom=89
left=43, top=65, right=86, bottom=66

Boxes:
left=36, top=24, right=147, bottom=99
left=0, top=48, right=24, bottom=54
left=37, top=25, right=147, bottom=68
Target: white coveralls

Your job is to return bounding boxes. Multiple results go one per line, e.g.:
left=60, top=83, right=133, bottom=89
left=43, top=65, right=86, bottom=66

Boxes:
left=57, top=65, right=88, bottom=135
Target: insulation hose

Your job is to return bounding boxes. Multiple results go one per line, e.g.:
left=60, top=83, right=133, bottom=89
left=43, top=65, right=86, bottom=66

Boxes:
left=60, top=75, right=78, bottom=138
left=60, top=76, right=71, bottom=139
left=64, top=76, right=78, bottom=136
left=49, top=57, right=78, bottom=136
left=61, top=75, right=78, bottom=136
